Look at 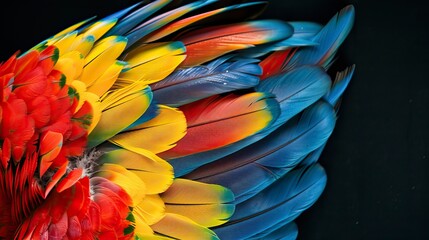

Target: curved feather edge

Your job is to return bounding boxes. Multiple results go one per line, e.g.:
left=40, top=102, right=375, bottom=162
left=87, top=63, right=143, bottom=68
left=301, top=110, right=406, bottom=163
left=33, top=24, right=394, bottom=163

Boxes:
left=161, top=179, right=235, bottom=227
left=213, top=164, right=327, bottom=239
left=179, top=19, right=294, bottom=66
left=143, top=1, right=268, bottom=42
left=186, top=101, right=336, bottom=203
left=161, top=92, right=280, bottom=160
left=170, top=66, right=330, bottom=177
left=238, top=21, right=322, bottom=58
left=250, top=221, right=298, bottom=240
left=151, top=56, right=262, bottom=106
left=106, top=0, right=172, bottom=37
left=150, top=213, right=220, bottom=240
left=284, top=5, right=355, bottom=70
left=324, top=64, right=355, bottom=106
left=125, top=0, right=218, bottom=48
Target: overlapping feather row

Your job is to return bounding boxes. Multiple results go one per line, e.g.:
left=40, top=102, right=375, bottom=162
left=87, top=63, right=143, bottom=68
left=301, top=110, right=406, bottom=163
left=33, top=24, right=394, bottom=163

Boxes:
left=0, top=0, right=354, bottom=239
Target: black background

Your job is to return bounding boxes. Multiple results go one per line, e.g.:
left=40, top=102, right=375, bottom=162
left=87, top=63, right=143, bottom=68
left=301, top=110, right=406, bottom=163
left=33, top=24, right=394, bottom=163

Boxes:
left=1, top=0, right=428, bottom=239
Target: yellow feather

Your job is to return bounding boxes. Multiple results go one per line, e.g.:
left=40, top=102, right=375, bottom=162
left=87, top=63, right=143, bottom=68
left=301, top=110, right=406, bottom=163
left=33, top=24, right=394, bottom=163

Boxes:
left=69, top=35, right=95, bottom=57
left=133, top=217, right=154, bottom=236
left=99, top=149, right=173, bottom=194
left=52, top=31, right=78, bottom=56
left=87, top=61, right=125, bottom=97
left=81, top=36, right=127, bottom=87
left=119, top=42, right=186, bottom=84
left=82, top=93, right=101, bottom=134
left=69, top=79, right=101, bottom=132
left=119, top=55, right=186, bottom=84
left=161, top=179, right=234, bottom=204
left=81, top=18, right=117, bottom=42
left=161, top=179, right=235, bottom=227
left=96, top=163, right=146, bottom=206
left=134, top=234, right=171, bottom=240
left=150, top=213, right=219, bottom=240
left=134, top=195, right=165, bottom=226
left=165, top=203, right=233, bottom=227
left=55, top=51, right=84, bottom=83
left=122, top=42, right=185, bottom=66
left=110, top=105, right=186, bottom=154
left=88, top=82, right=151, bottom=147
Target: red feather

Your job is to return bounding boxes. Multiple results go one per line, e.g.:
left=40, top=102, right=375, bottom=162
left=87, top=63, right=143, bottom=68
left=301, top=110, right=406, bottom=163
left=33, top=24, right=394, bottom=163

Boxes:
left=38, top=46, right=58, bottom=75
left=39, top=131, right=63, bottom=177
left=160, top=92, right=278, bottom=159
left=15, top=51, right=39, bottom=77
left=44, top=162, right=68, bottom=198
left=56, top=168, right=83, bottom=193
left=259, top=48, right=297, bottom=80
left=179, top=20, right=292, bottom=66
left=28, top=96, right=51, bottom=129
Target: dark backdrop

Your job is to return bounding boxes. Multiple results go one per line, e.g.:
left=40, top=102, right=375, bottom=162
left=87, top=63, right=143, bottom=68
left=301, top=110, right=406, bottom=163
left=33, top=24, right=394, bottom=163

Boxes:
left=1, top=0, right=428, bottom=239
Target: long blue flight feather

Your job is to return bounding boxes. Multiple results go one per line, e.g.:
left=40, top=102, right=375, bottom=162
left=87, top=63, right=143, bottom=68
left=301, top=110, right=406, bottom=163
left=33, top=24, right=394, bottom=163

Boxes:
left=151, top=56, right=261, bottom=107
left=284, top=5, right=355, bottom=70
left=213, top=164, right=327, bottom=239
left=125, top=0, right=218, bottom=48
left=169, top=66, right=331, bottom=177
left=186, top=101, right=336, bottom=203
left=324, top=64, right=356, bottom=106
left=239, top=21, right=322, bottom=58
left=249, top=221, right=298, bottom=240
left=257, top=65, right=332, bottom=130
left=106, top=0, right=173, bottom=37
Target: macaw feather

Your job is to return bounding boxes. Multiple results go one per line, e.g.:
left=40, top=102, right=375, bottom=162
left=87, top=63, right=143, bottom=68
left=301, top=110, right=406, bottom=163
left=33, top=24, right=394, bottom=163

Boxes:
left=0, top=1, right=355, bottom=239
left=81, top=36, right=127, bottom=87
left=160, top=92, right=280, bottom=161
left=119, top=41, right=186, bottom=84
left=213, top=164, right=327, bottom=239
left=150, top=213, right=219, bottom=240
left=110, top=105, right=186, bottom=154
left=324, top=64, right=356, bottom=106
left=285, top=5, right=355, bottom=70
left=87, top=82, right=152, bottom=147
left=143, top=1, right=268, bottom=42
left=125, top=0, right=218, bottom=47
left=151, top=56, right=262, bottom=107
left=161, top=179, right=235, bottom=227
left=99, top=149, right=174, bottom=195
left=107, top=0, right=172, bottom=37
left=133, top=195, right=165, bottom=226
left=95, top=163, right=146, bottom=207
left=186, top=101, right=336, bottom=203
left=179, top=20, right=294, bottom=66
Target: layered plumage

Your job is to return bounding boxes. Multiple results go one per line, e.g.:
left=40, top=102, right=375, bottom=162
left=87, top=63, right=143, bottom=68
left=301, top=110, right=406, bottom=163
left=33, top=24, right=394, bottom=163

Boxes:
left=0, top=1, right=354, bottom=239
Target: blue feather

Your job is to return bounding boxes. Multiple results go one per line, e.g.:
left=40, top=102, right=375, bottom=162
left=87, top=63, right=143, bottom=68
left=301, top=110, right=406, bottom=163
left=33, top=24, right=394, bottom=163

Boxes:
left=324, top=65, right=355, bottom=106
left=151, top=56, right=261, bottom=107
left=250, top=221, right=298, bottom=240
left=213, top=164, right=327, bottom=239
left=104, top=2, right=142, bottom=22
left=257, top=65, right=332, bottom=130
left=125, top=0, right=218, bottom=48
left=238, top=37, right=317, bottom=58
left=186, top=101, right=336, bottom=203
left=285, top=5, right=355, bottom=70
left=288, top=21, right=323, bottom=39
left=298, top=143, right=327, bottom=167
left=237, top=21, right=321, bottom=58
left=170, top=66, right=331, bottom=177
left=106, top=0, right=172, bottom=37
